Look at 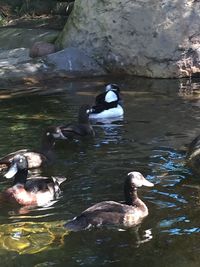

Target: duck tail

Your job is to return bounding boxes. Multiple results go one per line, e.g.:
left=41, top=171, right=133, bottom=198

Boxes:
left=52, top=176, right=67, bottom=185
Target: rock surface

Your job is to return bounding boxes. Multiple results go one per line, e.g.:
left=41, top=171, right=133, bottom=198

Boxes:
left=0, top=27, right=59, bottom=49
left=0, top=47, right=105, bottom=81
left=0, top=48, right=30, bottom=67
left=29, top=41, right=56, bottom=58
left=56, top=0, right=200, bottom=78
left=45, top=47, right=105, bottom=74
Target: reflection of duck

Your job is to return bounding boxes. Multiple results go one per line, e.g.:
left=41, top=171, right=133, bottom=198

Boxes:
left=2, top=154, right=66, bottom=207
left=186, top=134, right=200, bottom=175
left=64, top=171, right=153, bottom=231
left=0, top=126, right=66, bottom=172
left=89, top=83, right=124, bottom=120
left=59, top=105, right=95, bottom=139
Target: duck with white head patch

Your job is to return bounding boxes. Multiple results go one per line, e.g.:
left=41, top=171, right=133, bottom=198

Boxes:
left=64, top=171, right=153, bottom=231
left=89, top=83, right=124, bottom=120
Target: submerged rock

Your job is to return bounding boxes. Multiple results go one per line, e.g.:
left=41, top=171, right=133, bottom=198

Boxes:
left=56, top=0, right=200, bottom=78
left=186, top=135, right=200, bottom=175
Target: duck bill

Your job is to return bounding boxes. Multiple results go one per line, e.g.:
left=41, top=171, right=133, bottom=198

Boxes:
left=143, top=179, right=154, bottom=187
left=53, top=131, right=67, bottom=140
left=4, top=163, right=18, bottom=179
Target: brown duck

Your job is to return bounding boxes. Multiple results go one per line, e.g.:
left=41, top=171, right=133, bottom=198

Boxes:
left=59, top=105, right=95, bottom=139
left=0, top=126, right=66, bottom=172
left=64, top=171, right=154, bottom=231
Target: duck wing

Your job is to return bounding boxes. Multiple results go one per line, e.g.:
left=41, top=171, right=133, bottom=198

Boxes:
left=0, top=149, right=47, bottom=171
left=61, top=123, right=93, bottom=137
left=0, top=149, right=29, bottom=163
left=25, top=176, right=66, bottom=195
left=65, top=201, right=133, bottom=231
left=25, top=178, right=54, bottom=193
left=23, top=151, right=47, bottom=169
left=82, top=201, right=131, bottom=214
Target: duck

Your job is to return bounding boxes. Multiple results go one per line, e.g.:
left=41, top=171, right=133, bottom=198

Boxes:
left=2, top=154, right=66, bottom=207
left=186, top=134, right=200, bottom=175
left=0, top=126, right=66, bottom=172
left=89, top=83, right=124, bottom=120
left=64, top=171, right=153, bottom=231
left=58, top=104, right=95, bottom=139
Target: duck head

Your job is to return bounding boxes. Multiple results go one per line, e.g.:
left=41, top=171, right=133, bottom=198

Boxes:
left=126, top=172, right=154, bottom=188
left=4, top=154, right=28, bottom=180
left=44, top=126, right=67, bottom=141
left=78, top=104, right=93, bottom=123
left=105, top=83, right=120, bottom=93
left=124, top=171, right=154, bottom=205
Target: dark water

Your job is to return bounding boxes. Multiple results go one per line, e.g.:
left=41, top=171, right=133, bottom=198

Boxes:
left=0, top=76, right=200, bottom=267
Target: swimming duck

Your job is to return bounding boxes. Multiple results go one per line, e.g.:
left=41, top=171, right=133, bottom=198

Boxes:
left=59, top=104, right=95, bottom=139
left=89, top=83, right=124, bottom=120
left=2, top=154, right=66, bottom=207
left=0, top=126, right=66, bottom=172
left=186, top=134, right=200, bottom=175
left=64, top=171, right=153, bottom=231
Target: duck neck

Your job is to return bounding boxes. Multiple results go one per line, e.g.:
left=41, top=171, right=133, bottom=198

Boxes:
left=124, top=185, right=138, bottom=205
left=78, top=111, right=89, bottom=124
left=13, top=169, right=28, bottom=186
left=40, top=135, right=55, bottom=155
left=124, top=186, right=147, bottom=213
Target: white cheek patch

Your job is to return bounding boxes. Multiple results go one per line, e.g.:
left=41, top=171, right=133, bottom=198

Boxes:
left=105, top=91, right=118, bottom=103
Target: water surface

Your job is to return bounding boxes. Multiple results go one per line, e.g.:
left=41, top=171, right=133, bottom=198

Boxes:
left=0, top=76, right=199, bottom=267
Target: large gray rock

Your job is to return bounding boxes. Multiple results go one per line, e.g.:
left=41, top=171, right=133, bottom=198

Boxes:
left=0, top=47, right=104, bottom=81
left=56, top=0, right=200, bottom=78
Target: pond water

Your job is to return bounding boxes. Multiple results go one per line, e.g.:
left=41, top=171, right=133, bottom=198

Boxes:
left=0, top=76, right=200, bottom=267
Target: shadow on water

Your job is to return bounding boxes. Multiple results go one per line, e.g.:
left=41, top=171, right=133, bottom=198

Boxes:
left=0, top=76, right=200, bottom=266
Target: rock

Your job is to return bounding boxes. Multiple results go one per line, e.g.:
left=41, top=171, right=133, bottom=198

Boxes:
left=186, top=135, right=200, bottom=176
left=0, top=47, right=105, bottom=81
left=45, top=47, right=105, bottom=74
left=0, top=28, right=59, bottom=49
left=56, top=0, right=200, bottom=78
left=0, top=48, right=30, bottom=66
left=29, top=41, right=56, bottom=58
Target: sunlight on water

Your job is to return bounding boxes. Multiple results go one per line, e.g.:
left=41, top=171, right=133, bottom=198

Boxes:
left=0, top=221, right=67, bottom=254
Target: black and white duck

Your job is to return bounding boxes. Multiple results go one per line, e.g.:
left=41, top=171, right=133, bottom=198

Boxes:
left=89, top=83, right=124, bottom=120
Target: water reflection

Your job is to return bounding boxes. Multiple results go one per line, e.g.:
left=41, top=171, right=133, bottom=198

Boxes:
left=0, top=221, right=67, bottom=254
